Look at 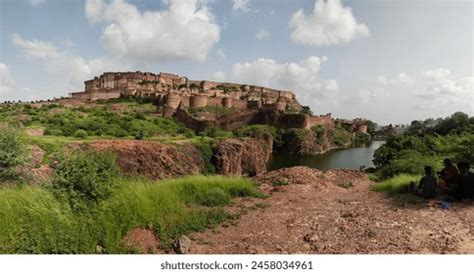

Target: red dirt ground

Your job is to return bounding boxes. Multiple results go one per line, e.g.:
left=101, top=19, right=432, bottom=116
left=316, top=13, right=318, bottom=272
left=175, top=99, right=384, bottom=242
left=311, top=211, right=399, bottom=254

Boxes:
left=189, top=167, right=474, bottom=254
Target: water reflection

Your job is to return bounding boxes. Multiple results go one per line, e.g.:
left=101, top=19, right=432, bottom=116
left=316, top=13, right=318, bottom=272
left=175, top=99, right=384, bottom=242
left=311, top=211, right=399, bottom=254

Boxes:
left=269, top=141, right=385, bottom=171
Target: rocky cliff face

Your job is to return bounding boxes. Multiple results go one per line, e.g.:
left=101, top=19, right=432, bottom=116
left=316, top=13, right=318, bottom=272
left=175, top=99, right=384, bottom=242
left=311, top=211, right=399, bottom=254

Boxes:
left=278, top=128, right=335, bottom=155
left=90, top=140, right=204, bottom=180
left=214, top=136, right=273, bottom=176
left=88, top=137, right=273, bottom=179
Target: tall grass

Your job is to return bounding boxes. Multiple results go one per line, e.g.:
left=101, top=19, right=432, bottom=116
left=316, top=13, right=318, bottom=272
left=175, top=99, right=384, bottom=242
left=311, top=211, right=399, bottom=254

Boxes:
left=370, top=174, right=420, bottom=194
left=0, top=175, right=261, bottom=254
left=370, top=174, right=426, bottom=206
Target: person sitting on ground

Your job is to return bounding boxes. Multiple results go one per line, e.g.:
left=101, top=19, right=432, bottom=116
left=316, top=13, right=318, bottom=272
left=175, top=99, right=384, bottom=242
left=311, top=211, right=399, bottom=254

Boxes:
left=439, top=159, right=459, bottom=186
left=412, top=166, right=438, bottom=199
left=438, top=159, right=459, bottom=189
left=456, top=162, right=474, bottom=200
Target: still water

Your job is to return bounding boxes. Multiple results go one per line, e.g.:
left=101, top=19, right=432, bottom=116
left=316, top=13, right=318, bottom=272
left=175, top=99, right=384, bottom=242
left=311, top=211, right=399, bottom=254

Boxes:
left=269, top=141, right=385, bottom=171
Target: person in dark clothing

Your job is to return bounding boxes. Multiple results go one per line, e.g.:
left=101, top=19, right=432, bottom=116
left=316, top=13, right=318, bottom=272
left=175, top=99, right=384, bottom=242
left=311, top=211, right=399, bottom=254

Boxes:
left=456, top=162, right=474, bottom=200
left=438, top=159, right=459, bottom=189
left=415, top=166, right=438, bottom=199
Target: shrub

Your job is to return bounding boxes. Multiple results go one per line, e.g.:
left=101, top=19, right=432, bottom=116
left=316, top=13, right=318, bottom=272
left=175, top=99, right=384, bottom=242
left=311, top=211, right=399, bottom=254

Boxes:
left=199, top=127, right=233, bottom=139
left=0, top=125, right=27, bottom=180
left=353, top=132, right=370, bottom=146
left=333, top=126, right=351, bottom=147
left=234, top=124, right=277, bottom=139
left=73, top=129, right=88, bottom=139
left=52, top=150, right=119, bottom=210
left=192, top=139, right=216, bottom=174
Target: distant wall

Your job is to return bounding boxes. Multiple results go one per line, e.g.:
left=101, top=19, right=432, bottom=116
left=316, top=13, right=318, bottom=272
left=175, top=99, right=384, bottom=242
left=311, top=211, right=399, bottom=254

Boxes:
left=277, top=114, right=311, bottom=129
left=310, top=113, right=333, bottom=128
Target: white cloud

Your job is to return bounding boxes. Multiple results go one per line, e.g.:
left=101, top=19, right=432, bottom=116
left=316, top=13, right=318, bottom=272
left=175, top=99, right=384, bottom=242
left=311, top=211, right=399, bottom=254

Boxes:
left=85, top=0, right=220, bottom=62
left=255, top=29, right=270, bottom=40
left=85, top=0, right=104, bottom=24
left=421, top=69, right=473, bottom=98
left=12, top=34, right=60, bottom=59
left=230, top=56, right=339, bottom=105
left=355, top=69, right=473, bottom=123
left=11, top=34, right=129, bottom=91
left=0, top=63, right=13, bottom=94
left=376, top=73, right=414, bottom=86
left=289, top=0, right=369, bottom=46
left=232, top=0, right=250, bottom=12
left=423, top=68, right=451, bottom=81
left=212, top=71, right=226, bottom=81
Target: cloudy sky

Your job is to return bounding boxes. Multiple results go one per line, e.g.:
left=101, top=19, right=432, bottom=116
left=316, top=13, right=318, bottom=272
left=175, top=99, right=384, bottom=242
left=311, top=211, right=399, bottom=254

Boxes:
left=0, top=0, right=472, bottom=124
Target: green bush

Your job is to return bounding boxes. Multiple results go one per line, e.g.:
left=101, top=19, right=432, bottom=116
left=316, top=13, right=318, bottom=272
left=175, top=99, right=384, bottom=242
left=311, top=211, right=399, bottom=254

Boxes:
left=353, top=132, right=370, bottom=146
left=234, top=124, right=277, bottom=139
left=0, top=125, right=27, bottom=180
left=73, top=129, right=88, bottom=139
left=199, top=127, right=233, bottom=139
left=192, top=139, right=216, bottom=174
left=333, top=126, right=351, bottom=147
left=52, top=150, right=119, bottom=210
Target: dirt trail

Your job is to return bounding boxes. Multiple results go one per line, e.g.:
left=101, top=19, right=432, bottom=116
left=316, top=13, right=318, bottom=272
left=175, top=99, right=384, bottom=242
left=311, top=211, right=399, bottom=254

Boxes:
left=190, top=167, right=474, bottom=254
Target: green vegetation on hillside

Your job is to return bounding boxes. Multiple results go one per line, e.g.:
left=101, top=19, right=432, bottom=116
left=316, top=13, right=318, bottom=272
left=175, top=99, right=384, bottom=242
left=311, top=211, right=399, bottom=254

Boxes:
left=333, top=125, right=352, bottom=147
left=0, top=102, right=193, bottom=139
left=0, top=124, right=27, bottom=180
left=372, top=112, right=474, bottom=180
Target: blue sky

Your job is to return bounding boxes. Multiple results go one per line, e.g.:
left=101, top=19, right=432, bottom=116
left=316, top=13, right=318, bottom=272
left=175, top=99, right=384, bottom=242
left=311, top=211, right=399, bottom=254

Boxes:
left=0, top=0, right=472, bottom=124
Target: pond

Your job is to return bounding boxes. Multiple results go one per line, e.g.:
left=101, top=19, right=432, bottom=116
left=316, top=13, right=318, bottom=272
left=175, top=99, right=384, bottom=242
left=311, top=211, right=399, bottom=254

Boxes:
left=268, top=141, right=385, bottom=171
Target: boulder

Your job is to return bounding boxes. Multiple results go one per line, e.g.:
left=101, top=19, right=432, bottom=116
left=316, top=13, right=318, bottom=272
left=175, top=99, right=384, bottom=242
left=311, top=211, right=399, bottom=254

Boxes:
left=175, top=235, right=192, bottom=254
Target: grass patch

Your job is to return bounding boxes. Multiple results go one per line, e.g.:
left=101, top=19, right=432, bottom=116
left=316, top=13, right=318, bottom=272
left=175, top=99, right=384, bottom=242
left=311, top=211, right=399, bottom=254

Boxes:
left=371, top=174, right=426, bottom=206
left=0, top=175, right=262, bottom=254
left=370, top=174, right=420, bottom=194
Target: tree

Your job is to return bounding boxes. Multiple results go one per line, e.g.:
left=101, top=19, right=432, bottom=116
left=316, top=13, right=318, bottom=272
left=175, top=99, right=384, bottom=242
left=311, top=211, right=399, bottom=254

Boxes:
left=0, top=125, right=27, bottom=180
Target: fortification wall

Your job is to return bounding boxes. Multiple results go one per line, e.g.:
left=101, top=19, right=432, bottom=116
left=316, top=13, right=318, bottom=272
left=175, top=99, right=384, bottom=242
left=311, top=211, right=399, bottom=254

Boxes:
left=175, top=108, right=211, bottom=132
left=166, top=93, right=181, bottom=109
left=277, top=114, right=311, bottom=129
left=189, top=95, right=208, bottom=108
left=310, top=113, right=334, bottom=128
left=180, top=95, right=190, bottom=108
left=70, top=91, right=90, bottom=100
left=217, top=110, right=261, bottom=131
left=206, top=97, right=223, bottom=107
left=232, top=99, right=247, bottom=110
left=222, top=97, right=232, bottom=108
left=89, top=90, right=122, bottom=100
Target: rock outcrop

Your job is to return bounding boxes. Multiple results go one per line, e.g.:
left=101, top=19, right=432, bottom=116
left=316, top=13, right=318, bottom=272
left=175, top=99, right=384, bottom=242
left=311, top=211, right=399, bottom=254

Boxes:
left=214, top=136, right=272, bottom=176
left=90, top=140, right=204, bottom=180
left=278, top=128, right=335, bottom=155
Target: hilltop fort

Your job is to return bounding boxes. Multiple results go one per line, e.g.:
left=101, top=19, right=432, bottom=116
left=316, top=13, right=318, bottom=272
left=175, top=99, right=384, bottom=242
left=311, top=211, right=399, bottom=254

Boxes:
left=69, top=71, right=368, bottom=136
